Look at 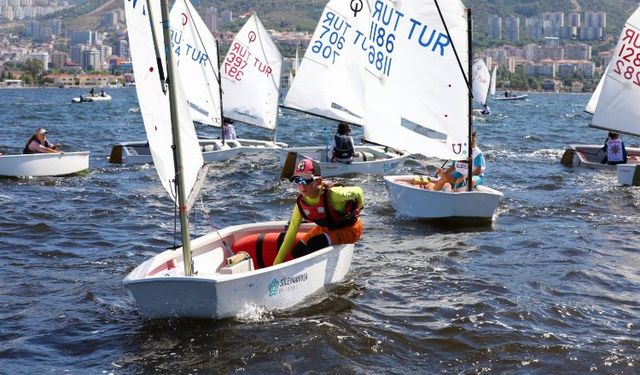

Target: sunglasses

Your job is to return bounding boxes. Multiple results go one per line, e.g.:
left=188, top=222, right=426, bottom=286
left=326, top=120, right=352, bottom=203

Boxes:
left=292, top=176, right=315, bottom=185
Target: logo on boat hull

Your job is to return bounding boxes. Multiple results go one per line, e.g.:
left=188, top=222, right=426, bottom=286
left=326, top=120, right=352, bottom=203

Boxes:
left=268, top=273, right=309, bottom=297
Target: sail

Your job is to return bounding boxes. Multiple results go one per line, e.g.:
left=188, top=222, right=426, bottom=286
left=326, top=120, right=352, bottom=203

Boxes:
left=585, top=62, right=610, bottom=115
left=490, top=66, right=497, bottom=96
left=169, top=0, right=222, bottom=127
left=125, top=0, right=204, bottom=201
left=472, top=59, right=490, bottom=105
left=362, top=0, right=469, bottom=160
left=590, top=6, right=640, bottom=135
left=283, top=0, right=367, bottom=125
left=221, top=13, right=283, bottom=130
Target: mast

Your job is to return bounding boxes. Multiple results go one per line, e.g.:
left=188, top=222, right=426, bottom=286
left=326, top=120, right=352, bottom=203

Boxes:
left=467, top=8, right=473, bottom=192
left=160, top=0, right=194, bottom=276
left=216, top=38, right=225, bottom=145
left=145, top=0, right=166, bottom=93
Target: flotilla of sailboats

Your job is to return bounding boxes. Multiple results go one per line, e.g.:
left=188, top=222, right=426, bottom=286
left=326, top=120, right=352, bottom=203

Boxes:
left=21, top=0, right=640, bottom=319
left=122, top=0, right=355, bottom=319
left=109, top=0, right=287, bottom=165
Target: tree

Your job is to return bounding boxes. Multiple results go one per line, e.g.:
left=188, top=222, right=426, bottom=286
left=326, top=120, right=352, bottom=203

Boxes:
left=23, top=59, right=45, bottom=85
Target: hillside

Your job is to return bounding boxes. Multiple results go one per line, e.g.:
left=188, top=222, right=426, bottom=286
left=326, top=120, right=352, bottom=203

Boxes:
left=28, top=0, right=640, bottom=50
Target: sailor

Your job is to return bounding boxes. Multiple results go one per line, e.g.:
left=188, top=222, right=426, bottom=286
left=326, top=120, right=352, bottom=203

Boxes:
left=601, top=132, right=627, bottom=165
left=329, top=122, right=355, bottom=163
left=89, top=87, right=95, bottom=96
left=481, top=104, right=491, bottom=115
left=273, top=158, right=364, bottom=265
left=23, top=128, right=63, bottom=154
left=222, top=117, right=237, bottom=140
left=429, top=129, right=485, bottom=191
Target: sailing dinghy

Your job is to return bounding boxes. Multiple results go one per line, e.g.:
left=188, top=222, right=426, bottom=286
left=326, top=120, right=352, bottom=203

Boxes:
left=110, top=1, right=287, bottom=165
left=587, top=6, right=640, bottom=185
left=123, top=0, right=354, bottom=319
left=561, top=7, right=640, bottom=176
left=494, top=92, right=528, bottom=101
left=367, top=1, right=502, bottom=220
left=471, top=59, right=491, bottom=115
left=280, top=0, right=410, bottom=177
left=0, top=152, right=89, bottom=177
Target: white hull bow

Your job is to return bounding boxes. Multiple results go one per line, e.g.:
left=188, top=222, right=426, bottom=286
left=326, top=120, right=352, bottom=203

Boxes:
left=384, top=175, right=503, bottom=220
left=277, top=145, right=410, bottom=177
left=109, top=139, right=287, bottom=164
left=0, top=152, right=90, bottom=177
left=124, top=221, right=354, bottom=319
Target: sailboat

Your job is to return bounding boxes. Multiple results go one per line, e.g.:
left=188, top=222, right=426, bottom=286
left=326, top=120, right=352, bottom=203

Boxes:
left=490, top=65, right=497, bottom=97
left=374, top=1, right=503, bottom=220
left=561, top=10, right=640, bottom=171
left=585, top=6, right=640, bottom=184
left=280, top=0, right=411, bottom=177
left=123, top=0, right=354, bottom=319
left=109, top=0, right=287, bottom=165
left=0, top=152, right=89, bottom=177
left=471, top=59, right=491, bottom=115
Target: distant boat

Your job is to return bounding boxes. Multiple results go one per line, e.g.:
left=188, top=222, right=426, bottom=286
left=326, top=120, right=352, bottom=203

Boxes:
left=493, top=92, right=528, bottom=101
left=0, top=152, right=89, bottom=177
left=71, top=93, right=111, bottom=103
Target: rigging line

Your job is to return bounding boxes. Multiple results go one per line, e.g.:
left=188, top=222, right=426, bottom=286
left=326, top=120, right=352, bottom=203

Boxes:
left=433, top=0, right=470, bottom=90
left=197, top=196, right=235, bottom=257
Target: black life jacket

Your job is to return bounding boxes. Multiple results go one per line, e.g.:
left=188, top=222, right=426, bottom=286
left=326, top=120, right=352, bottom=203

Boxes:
left=332, top=134, right=354, bottom=161
left=296, top=182, right=359, bottom=229
left=23, top=136, right=52, bottom=154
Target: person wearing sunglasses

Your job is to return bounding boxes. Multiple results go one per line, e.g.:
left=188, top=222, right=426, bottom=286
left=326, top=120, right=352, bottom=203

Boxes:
left=273, top=158, right=364, bottom=265
left=23, top=128, right=63, bottom=154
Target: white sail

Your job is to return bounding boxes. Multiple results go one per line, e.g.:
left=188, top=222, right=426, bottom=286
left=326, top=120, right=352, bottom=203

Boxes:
left=125, top=0, right=204, bottom=200
left=585, top=62, right=610, bottom=115
left=221, top=13, right=283, bottom=130
left=362, top=0, right=469, bottom=161
left=590, top=6, right=640, bottom=135
left=169, top=0, right=222, bottom=127
left=472, top=59, right=490, bottom=105
left=293, top=42, right=300, bottom=73
left=490, top=66, right=497, bottom=96
left=283, top=0, right=367, bottom=125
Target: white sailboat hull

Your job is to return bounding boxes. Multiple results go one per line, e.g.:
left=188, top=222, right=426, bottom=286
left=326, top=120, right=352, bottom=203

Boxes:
left=277, top=146, right=410, bottom=177
left=124, top=221, right=354, bottom=319
left=109, top=139, right=288, bottom=164
left=71, top=94, right=112, bottom=103
left=560, top=144, right=640, bottom=169
left=493, top=94, right=528, bottom=101
left=0, top=152, right=90, bottom=177
left=384, top=175, right=503, bottom=220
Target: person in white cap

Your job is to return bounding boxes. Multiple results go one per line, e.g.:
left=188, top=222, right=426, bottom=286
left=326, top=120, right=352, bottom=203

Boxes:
left=23, top=128, right=63, bottom=154
left=273, top=158, right=364, bottom=265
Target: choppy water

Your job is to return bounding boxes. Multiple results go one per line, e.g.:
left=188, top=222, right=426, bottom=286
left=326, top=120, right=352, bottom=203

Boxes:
left=0, top=88, right=639, bottom=374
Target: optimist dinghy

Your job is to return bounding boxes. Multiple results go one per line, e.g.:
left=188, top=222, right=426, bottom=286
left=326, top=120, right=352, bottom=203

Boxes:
left=123, top=0, right=354, bottom=319
left=0, top=152, right=89, bottom=177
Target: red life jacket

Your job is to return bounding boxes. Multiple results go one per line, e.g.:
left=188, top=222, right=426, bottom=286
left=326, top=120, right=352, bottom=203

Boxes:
left=296, top=182, right=359, bottom=229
